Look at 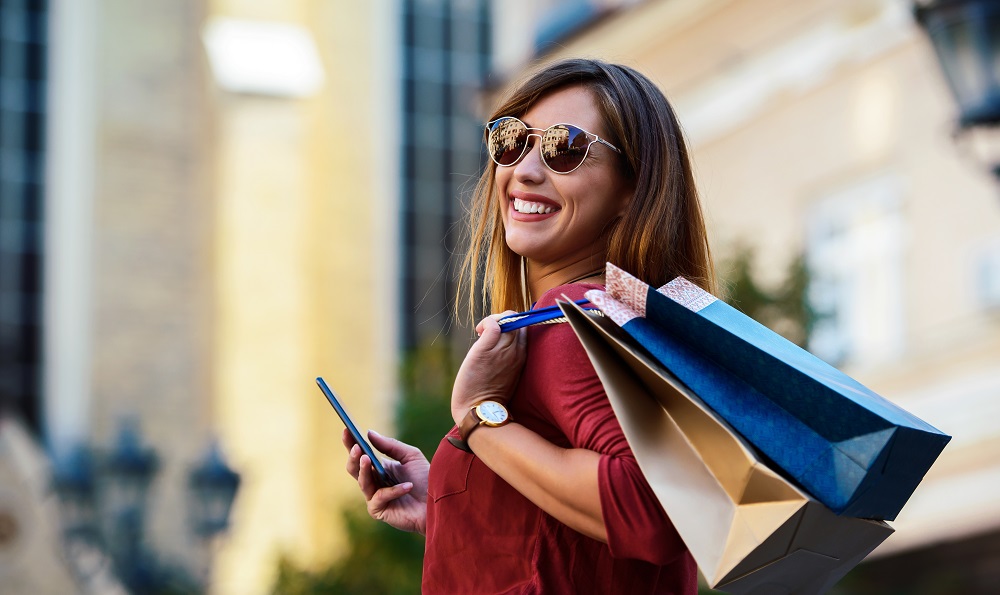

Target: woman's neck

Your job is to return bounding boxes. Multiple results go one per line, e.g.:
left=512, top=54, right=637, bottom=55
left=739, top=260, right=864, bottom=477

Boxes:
left=526, top=259, right=606, bottom=306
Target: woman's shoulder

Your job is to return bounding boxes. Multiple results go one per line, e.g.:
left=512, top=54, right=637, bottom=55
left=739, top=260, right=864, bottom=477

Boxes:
left=533, top=282, right=604, bottom=310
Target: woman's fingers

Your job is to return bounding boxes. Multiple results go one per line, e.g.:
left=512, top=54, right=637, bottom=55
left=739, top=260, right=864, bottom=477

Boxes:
left=341, top=427, right=357, bottom=451
left=343, top=428, right=363, bottom=479
left=475, top=312, right=504, bottom=335
left=473, top=311, right=522, bottom=352
left=357, top=454, right=380, bottom=500
left=368, top=482, right=414, bottom=512
left=475, top=310, right=518, bottom=335
left=368, top=430, right=421, bottom=463
left=360, top=453, right=414, bottom=513
left=345, top=443, right=362, bottom=479
left=474, top=317, right=502, bottom=349
left=344, top=429, right=427, bottom=531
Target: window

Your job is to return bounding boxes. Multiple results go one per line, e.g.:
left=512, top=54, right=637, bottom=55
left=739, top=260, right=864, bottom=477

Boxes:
left=806, top=175, right=905, bottom=366
left=0, top=0, right=48, bottom=432
left=400, top=0, right=490, bottom=349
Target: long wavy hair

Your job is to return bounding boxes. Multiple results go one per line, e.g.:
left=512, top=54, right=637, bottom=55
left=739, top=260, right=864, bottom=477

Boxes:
left=457, top=58, right=715, bottom=323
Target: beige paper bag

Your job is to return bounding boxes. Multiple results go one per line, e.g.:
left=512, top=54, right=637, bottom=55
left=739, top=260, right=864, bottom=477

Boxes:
left=559, top=300, right=892, bottom=594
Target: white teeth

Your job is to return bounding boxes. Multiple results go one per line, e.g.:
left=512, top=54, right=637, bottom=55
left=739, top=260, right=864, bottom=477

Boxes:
left=513, top=198, right=557, bottom=214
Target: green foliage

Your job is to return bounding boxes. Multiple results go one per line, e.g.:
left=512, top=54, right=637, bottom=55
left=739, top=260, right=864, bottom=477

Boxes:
left=718, top=244, right=818, bottom=347
left=271, top=343, right=458, bottom=595
left=271, top=506, right=425, bottom=595
left=395, top=343, right=460, bottom=454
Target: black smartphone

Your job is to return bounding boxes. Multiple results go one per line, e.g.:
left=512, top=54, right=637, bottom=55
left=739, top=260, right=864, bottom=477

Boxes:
left=316, top=377, right=395, bottom=487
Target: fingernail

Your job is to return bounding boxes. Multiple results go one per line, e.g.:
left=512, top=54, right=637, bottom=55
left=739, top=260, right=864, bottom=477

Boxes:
left=369, top=429, right=381, bottom=438
left=400, top=482, right=413, bottom=490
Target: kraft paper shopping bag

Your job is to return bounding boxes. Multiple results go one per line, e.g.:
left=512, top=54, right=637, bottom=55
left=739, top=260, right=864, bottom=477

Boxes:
left=559, top=300, right=892, bottom=594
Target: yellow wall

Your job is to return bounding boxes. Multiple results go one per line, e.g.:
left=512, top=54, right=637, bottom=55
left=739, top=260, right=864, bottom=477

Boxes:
left=208, top=2, right=398, bottom=593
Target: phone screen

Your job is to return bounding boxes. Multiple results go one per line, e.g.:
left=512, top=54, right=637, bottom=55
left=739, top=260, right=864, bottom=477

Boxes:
left=316, top=377, right=395, bottom=486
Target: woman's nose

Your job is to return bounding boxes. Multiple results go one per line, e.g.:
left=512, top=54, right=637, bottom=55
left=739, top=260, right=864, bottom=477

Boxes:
left=513, top=139, right=547, bottom=182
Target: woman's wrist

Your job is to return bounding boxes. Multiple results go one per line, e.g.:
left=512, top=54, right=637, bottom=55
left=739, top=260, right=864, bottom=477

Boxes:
left=451, top=401, right=473, bottom=426
left=451, top=394, right=508, bottom=426
left=452, top=399, right=514, bottom=452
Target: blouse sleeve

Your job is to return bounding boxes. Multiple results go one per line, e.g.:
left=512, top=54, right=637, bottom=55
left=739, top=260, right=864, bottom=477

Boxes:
left=524, top=285, right=689, bottom=565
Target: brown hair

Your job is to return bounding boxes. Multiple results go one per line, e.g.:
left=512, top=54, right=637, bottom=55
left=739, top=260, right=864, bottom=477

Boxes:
left=457, top=58, right=715, bottom=322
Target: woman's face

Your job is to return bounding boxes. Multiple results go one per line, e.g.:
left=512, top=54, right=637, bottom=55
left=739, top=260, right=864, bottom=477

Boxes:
left=495, top=85, right=632, bottom=269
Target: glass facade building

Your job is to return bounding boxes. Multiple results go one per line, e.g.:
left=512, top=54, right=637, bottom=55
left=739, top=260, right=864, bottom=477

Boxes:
left=0, top=0, right=47, bottom=432
left=400, top=0, right=491, bottom=350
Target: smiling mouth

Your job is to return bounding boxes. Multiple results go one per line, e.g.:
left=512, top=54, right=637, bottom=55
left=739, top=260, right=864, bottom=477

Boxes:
left=513, top=198, right=559, bottom=214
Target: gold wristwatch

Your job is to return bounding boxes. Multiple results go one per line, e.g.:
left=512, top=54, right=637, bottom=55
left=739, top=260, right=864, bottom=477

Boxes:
left=449, top=401, right=511, bottom=453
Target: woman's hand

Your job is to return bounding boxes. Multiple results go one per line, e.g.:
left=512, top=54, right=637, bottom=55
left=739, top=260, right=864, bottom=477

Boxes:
left=342, top=428, right=429, bottom=535
left=451, top=312, right=528, bottom=425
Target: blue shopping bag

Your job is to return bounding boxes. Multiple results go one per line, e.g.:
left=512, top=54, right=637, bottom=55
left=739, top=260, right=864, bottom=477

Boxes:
left=586, top=264, right=951, bottom=520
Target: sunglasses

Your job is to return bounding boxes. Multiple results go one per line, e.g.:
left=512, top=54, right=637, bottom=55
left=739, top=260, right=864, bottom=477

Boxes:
left=485, top=116, right=621, bottom=174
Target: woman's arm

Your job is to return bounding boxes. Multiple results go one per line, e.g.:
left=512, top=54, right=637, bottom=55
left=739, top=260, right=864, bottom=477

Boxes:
left=453, top=308, right=688, bottom=564
left=452, top=313, right=606, bottom=540
left=465, top=422, right=606, bottom=541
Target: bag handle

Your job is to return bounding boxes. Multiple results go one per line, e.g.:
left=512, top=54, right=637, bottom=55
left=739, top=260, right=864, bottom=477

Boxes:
left=497, top=299, right=603, bottom=332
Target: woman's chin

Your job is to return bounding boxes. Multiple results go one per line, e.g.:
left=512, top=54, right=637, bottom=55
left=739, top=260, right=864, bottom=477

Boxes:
left=504, top=235, right=550, bottom=262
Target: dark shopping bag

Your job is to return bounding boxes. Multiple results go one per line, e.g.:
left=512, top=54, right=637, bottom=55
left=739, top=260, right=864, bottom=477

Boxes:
left=558, top=300, right=892, bottom=594
left=583, top=264, right=951, bottom=520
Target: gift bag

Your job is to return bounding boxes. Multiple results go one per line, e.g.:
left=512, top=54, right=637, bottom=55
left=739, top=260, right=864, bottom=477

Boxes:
left=584, top=264, right=951, bottom=520
left=558, top=300, right=892, bottom=594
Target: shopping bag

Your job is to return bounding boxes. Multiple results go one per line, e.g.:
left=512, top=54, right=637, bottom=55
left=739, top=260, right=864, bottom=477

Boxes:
left=558, top=300, right=893, bottom=594
left=584, top=264, right=950, bottom=520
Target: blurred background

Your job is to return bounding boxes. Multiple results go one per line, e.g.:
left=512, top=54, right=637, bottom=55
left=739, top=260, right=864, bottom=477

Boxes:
left=2, top=0, right=1000, bottom=593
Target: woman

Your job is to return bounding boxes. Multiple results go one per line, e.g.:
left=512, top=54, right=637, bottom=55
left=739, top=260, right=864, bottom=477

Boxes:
left=344, top=58, right=714, bottom=594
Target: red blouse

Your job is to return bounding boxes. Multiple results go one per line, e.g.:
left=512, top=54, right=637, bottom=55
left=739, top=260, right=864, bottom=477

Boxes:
left=423, top=283, right=697, bottom=594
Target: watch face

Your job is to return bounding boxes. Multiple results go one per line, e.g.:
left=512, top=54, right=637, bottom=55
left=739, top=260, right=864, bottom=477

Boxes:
left=477, top=401, right=508, bottom=425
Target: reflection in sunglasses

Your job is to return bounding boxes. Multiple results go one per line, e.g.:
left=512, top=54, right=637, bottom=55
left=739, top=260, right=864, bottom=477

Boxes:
left=486, top=117, right=620, bottom=174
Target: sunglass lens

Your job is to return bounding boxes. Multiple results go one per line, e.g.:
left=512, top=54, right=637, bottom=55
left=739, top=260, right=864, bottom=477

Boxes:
left=541, top=124, right=591, bottom=173
left=488, top=118, right=528, bottom=166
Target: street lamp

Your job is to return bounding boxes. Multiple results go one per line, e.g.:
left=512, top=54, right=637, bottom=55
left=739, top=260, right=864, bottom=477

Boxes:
left=50, top=446, right=99, bottom=545
left=100, top=419, right=158, bottom=586
left=187, top=441, right=240, bottom=539
left=914, top=0, right=1000, bottom=178
left=51, top=420, right=240, bottom=594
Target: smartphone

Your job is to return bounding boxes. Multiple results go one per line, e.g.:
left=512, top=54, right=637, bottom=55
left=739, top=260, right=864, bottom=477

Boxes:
left=316, top=377, right=396, bottom=487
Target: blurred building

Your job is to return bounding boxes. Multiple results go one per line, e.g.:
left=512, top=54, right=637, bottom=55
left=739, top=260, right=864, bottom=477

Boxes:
left=2, top=1, right=80, bottom=589
left=494, top=0, right=1000, bottom=591
left=204, top=1, right=401, bottom=592
left=42, top=0, right=219, bottom=587
left=400, top=0, right=491, bottom=352
left=2, top=0, right=504, bottom=591
left=0, top=0, right=46, bottom=437
left=3, top=0, right=405, bottom=593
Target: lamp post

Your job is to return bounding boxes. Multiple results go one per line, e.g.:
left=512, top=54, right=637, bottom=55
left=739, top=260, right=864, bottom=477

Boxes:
left=52, top=420, right=240, bottom=594
left=100, top=419, right=158, bottom=591
left=187, top=442, right=240, bottom=539
left=914, top=0, right=1000, bottom=178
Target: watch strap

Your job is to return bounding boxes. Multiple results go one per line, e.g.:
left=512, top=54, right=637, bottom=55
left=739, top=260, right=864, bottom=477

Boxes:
left=447, top=435, right=473, bottom=453
left=449, top=402, right=510, bottom=453
left=458, top=406, right=485, bottom=442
